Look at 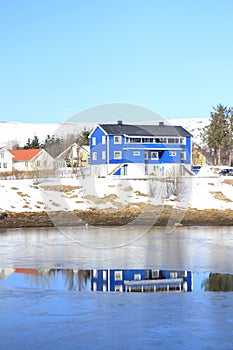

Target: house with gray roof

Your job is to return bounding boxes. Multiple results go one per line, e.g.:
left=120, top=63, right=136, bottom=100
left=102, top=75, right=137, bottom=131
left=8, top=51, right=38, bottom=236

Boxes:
left=89, top=121, right=192, bottom=177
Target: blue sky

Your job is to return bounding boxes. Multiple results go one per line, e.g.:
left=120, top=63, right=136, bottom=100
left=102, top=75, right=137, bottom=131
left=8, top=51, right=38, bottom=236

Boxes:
left=1, top=0, right=233, bottom=123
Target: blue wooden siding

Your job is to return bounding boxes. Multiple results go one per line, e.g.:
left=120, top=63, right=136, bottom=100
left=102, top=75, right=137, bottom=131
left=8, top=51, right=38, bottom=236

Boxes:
left=90, top=125, right=192, bottom=167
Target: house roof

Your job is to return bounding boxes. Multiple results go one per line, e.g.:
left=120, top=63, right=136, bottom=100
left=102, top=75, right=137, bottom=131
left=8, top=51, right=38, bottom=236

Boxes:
left=99, top=123, right=192, bottom=137
left=10, top=148, right=42, bottom=161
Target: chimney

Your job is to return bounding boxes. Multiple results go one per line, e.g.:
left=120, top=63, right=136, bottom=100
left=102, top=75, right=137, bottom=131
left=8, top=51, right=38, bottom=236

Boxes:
left=159, top=121, right=164, bottom=126
left=118, top=120, right=123, bottom=126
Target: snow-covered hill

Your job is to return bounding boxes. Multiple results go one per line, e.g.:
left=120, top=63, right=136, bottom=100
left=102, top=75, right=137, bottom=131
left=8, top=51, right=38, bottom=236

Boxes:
left=0, top=118, right=209, bottom=148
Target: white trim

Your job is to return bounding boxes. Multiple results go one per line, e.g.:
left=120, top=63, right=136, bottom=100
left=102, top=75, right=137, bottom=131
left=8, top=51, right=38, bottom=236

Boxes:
left=88, top=124, right=107, bottom=138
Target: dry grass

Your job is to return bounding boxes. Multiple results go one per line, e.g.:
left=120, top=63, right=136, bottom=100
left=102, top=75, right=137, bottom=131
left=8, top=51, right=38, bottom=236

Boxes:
left=17, top=191, right=30, bottom=198
left=84, top=194, right=119, bottom=205
left=223, top=179, right=233, bottom=186
left=134, top=190, right=148, bottom=197
left=41, top=185, right=81, bottom=193
left=210, top=191, right=232, bottom=202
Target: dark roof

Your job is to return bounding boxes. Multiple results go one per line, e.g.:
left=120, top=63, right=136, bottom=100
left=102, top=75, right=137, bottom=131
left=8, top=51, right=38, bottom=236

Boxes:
left=99, top=123, right=192, bottom=137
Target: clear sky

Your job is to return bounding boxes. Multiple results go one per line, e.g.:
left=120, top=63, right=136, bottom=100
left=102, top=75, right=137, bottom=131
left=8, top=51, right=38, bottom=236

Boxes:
left=1, top=0, right=233, bottom=123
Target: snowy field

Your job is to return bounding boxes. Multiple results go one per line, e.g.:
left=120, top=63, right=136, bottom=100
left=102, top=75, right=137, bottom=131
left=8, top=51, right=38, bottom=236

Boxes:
left=0, top=168, right=233, bottom=213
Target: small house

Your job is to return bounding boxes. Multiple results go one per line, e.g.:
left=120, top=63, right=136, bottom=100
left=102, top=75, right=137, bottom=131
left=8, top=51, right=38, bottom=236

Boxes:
left=10, top=148, right=55, bottom=171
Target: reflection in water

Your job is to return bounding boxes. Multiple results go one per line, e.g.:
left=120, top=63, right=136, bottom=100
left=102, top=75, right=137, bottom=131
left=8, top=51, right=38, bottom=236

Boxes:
left=202, top=273, right=233, bottom=292
left=91, top=269, right=192, bottom=292
left=2, top=268, right=233, bottom=293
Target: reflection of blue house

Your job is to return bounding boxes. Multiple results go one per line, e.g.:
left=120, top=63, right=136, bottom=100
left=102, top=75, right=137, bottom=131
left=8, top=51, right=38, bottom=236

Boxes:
left=89, top=121, right=192, bottom=177
left=91, top=269, right=192, bottom=293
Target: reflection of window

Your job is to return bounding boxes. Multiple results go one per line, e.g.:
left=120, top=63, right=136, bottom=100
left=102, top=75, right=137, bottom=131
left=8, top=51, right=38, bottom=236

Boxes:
left=93, top=269, right=98, bottom=278
left=151, top=152, right=158, bottom=160
left=133, top=151, right=140, bottom=156
left=114, top=151, right=122, bottom=159
left=170, top=272, right=178, bottom=279
left=134, top=274, right=141, bottom=280
left=92, top=152, right=97, bottom=160
left=103, top=271, right=107, bottom=280
left=103, top=284, right=107, bottom=292
left=169, top=152, right=176, bottom=157
left=102, top=136, right=106, bottom=144
left=92, top=137, right=96, bottom=146
left=93, top=282, right=97, bottom=291
left=102, top=151, right=106, bottom=160
left=114, top=136, right=121, bottom=144
left=152, top=270, right=159, bottom=278
left=115, top=285, right=123, bottom=292
left=114, top=271, right=123, bottom=281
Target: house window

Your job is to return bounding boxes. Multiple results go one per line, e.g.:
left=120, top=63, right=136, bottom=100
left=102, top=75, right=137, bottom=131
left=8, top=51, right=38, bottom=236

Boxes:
left=169, top=151, right=176, bottom=157
left=92, top=137, right=96, bottom=146
left=92, top=152, right=97, bottom=161
left=3, top=163, right=7, bottom=169
left=170, top=272, right=178, bottom=279
left=181, top=152, right=186, bottom=160
left=114, top=271, right=123, bottom=281
left=114, top=151, right=122, bottom=159
left=151, top=151, right=159, bottom=160
left=114, top=136, right=121, bottom=144
left=115, top=285, right=123, bottom=292
left=1, top=153, right=4, bottom=159
left=36, top=160, right=40, bottom=166
left=102, top=136, right=106, bottom=144
left=102, top=151, right=106, bottom=160
left=25, top=161, right=28, bottom=167
left=180, top=137, right=186, bottom=144
left=133, top=151, right=140, bottom=156
left=0, top=163, right=1, bottom=168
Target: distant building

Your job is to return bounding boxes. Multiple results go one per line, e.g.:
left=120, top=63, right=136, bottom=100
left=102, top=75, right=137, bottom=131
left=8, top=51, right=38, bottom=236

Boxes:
left=56, top=143, right=90, bottom=168
left=89, top=121, right=192, bottom=177
left=91, top=269, right=192, bottom=293
left=192, top=147, right=207, bottom=166
left=10, top=148, right=55, bottom=171
left=0, top=147, right=14, bottom=172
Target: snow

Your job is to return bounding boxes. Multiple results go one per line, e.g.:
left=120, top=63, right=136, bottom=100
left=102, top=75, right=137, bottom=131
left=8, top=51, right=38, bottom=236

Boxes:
left=0, top=170, right=233, bottom=213
left=0, top=118, right=209, bottom=148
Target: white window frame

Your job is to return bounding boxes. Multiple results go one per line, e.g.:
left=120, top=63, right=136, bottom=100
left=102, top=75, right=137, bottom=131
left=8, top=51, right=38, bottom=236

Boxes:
left=114, top=151, right=122, bottom=160
left=151, top=151, right=159, bottom=160
left=102, top=151, right=106, bottom=160
left=133, top=151, right=140, bottom=156
left=181, top=151, right=186, bottom=160
left=114, top=136, right=121, bottom=144
left=169, top=151, right=177, bottom=157
left=134, top=274, right=141, bottom=280
left=92, top=137, right=96, bottom=146
left=102, top=136, right=106, bottom=144
left=92, top=152, right=97, bottom=161
left=103, top=270, right=107, bottom=281
left=115, top=285, right=123, bottom=292
left=114, top=271, right=123, bottom=281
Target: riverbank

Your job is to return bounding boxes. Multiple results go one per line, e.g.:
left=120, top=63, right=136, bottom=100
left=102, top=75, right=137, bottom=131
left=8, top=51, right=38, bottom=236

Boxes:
left=0, top=206, right=233, bottom=228
left=0, top=173, right=233, bottom=228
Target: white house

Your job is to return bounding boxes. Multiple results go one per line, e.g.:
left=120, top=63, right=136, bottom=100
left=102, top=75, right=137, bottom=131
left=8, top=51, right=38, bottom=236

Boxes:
left=0, top=147, right=14, bottom=172
left=10, top=148, right=55, bottom=171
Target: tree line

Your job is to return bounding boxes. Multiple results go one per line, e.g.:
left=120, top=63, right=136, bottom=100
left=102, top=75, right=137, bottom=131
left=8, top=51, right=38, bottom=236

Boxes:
left=202, top=104, right=233, bottom=166
left=10, top=129, right=90, bottom=158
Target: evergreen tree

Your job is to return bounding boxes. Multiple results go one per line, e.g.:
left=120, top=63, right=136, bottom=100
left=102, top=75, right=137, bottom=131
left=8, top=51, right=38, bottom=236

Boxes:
left=202, top=104, right=232, bottom=165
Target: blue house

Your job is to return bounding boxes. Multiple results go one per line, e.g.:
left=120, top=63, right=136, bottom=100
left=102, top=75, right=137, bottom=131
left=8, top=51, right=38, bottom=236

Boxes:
left=91, top=269, right=192, bottom=293
left=89, top=121, right=192, bottom=177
